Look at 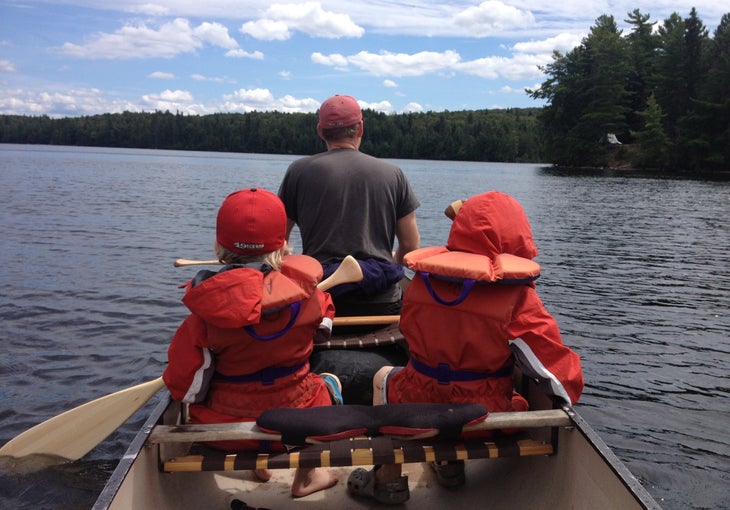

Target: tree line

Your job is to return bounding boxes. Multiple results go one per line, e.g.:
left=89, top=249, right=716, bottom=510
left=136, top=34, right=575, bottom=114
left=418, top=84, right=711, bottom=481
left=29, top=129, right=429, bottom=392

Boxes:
left=0, top=108, right=545, bottom=163
left=530, top=9, right=730, bottom=172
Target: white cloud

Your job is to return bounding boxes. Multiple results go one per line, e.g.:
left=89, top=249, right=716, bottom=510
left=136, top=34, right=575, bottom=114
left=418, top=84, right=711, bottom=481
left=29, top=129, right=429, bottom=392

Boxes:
left=140, top=89, right=209, bottom=114
left=190, top=74, right=233, bottom=83
left=383, top=79, right=397, bottom=88
left=311, top=52, right=349, bottom=69
left=148, top=71, right=175, bottom=79
left=312, top=42, right=556, bottom=82
left=240, top=19, right=292, bottom=41
left=512, top=33, right=584, bottom=54
left=403, top=102, right=424, bottom=113
left=193, top=22, right=239, bottom=49
left=0, top=60, right=16, bottom=72
left=279, top=70, right=292, bottom=79
left=225, top=49, right=264, bottom=59
left=60, top=18, right=239, bottom=59
left=453, top=1, right=536, bottom=36
left=360, top=100, right=394, bottom=113
left=455, top=53, right=546, bottom=80
left=240, top=2, right=364, bottom=40
left=0, top=87, right=138, bottom=116
left=331, top=50, right=462, bottom=77
left=127, top=3, right=170, bottom=16
left=220, top=87, right=319, bottom=113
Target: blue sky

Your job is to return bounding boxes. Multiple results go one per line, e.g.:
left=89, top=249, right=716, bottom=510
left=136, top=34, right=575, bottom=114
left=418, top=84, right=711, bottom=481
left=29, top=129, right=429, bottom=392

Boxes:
left=0, top=1, right=726, bottom=117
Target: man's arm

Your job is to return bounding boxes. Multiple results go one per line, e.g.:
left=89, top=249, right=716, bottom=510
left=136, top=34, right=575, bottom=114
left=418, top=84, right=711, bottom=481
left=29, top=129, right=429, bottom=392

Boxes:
left=393, top=211, right=420, bottom=264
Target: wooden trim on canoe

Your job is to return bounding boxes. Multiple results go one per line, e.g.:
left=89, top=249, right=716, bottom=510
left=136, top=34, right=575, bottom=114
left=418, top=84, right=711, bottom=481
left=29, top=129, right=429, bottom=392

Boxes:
left=148, top=409, right=570, bottom=445
left=162, top=436, right=555, bottom=473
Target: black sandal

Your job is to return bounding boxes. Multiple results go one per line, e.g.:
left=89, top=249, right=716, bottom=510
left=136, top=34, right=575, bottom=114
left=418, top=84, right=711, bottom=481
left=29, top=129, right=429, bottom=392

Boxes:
left=347, top=466, right=410, bottom=505
left=431, top=460, right=466, bottom=489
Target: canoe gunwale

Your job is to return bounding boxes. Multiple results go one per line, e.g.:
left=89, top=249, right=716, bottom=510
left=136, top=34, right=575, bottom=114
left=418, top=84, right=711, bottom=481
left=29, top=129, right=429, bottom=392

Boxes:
left=564, top=407, right=661, bottom=510
left=91, top=395, right=170, bottom=510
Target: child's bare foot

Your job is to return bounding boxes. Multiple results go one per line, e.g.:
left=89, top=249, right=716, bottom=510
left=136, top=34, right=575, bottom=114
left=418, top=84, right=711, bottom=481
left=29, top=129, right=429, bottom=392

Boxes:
left=253, top=468, right=272, bottom=482
left=291, top=467, right=338, bottom=497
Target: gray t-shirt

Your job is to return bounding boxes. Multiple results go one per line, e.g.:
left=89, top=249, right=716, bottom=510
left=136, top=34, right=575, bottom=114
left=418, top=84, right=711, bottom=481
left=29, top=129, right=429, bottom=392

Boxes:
left=279, top=148, right=419, bottom=264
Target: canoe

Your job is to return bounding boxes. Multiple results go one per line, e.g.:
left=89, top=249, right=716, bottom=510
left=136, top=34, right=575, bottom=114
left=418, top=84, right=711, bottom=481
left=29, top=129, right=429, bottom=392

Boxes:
left=92, top=325, right=661, bottom=510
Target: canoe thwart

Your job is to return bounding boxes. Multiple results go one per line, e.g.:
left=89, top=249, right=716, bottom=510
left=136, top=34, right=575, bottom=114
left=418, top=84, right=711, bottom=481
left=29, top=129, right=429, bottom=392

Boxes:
left=162, top=435, right=554, bottom=472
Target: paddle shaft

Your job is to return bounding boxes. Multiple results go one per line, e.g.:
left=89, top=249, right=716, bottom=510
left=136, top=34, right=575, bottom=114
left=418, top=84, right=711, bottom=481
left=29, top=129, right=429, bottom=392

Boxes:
left=333, top=315, right=400, bottom=326
left=174, top=258, right=220, bottom=266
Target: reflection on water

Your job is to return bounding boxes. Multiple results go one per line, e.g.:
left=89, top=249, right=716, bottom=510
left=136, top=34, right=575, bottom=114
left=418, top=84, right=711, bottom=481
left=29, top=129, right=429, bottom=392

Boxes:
left=1, top=145, right=728, bottom=509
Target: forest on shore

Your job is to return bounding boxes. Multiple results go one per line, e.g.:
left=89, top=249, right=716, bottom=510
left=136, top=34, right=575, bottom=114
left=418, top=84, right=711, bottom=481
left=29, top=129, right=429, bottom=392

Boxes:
left=531, top=9, right=730, bottom=172
left=0, top=108, right=544, bottom=164
left=1, top=9, right=728, bottom=173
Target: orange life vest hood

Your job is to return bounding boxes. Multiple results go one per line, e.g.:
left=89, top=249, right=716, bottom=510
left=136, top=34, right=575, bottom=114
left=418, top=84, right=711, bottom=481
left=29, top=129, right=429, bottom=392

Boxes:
left=447, top=191, right=538, bottom=260
left=181, top=255, right=320, bottom=329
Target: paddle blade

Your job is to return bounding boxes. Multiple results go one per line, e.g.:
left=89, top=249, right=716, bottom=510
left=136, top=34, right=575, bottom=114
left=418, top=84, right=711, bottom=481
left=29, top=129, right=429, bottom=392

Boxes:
left=0, top=377, right=165, bottom=461
left=444, top=199, right=465, bottom=220
left=317, top=255, right=363, bottom=291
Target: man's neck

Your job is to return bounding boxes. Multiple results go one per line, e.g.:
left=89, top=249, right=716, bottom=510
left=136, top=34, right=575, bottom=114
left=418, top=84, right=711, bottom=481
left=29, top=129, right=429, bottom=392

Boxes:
left=327, top=141, right=358, bottom=151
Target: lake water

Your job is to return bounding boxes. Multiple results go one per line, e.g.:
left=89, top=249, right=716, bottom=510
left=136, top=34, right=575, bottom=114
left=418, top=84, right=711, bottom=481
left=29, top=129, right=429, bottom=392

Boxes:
left=0, top=144, right=728, bottom=509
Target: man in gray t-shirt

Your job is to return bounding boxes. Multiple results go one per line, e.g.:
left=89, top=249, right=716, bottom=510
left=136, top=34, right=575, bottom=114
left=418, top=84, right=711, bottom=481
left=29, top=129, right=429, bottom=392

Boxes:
left=278, top=94, right=421, bottom=404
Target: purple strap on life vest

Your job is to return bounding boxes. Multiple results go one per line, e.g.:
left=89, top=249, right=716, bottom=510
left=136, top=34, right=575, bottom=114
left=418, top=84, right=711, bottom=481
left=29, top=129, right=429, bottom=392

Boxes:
left=244, top=301, right=301, bottom=341
left=409, top=357, right=513, bottom=385
left=213, top=361, right=307, bottom=386
left=419, top=272, right=476, bottom=306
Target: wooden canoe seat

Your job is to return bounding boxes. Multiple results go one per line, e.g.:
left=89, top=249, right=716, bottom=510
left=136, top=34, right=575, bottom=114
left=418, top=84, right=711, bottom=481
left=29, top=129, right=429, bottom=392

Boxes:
left=150, top=408, right=570, bottom=473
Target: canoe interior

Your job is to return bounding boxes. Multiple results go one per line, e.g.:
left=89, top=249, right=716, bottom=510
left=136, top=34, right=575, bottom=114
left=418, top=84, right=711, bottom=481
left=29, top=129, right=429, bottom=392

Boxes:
left=93, top=374, right=661, bottom=510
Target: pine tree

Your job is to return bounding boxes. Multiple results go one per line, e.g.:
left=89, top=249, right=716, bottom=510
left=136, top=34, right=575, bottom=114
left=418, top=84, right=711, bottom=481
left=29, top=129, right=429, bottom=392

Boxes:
left=630, top=93, right=670, bottom=168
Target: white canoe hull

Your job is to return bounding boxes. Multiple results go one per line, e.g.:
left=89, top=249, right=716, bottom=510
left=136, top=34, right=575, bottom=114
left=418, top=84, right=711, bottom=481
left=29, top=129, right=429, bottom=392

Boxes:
left=93, top=377, right=660, bottom=510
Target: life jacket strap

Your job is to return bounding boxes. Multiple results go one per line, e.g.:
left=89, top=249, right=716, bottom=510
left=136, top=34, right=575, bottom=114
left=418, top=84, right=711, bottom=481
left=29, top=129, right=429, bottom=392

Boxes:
left=419, top=272, right=476, bottom=306
left=213, top=361, right=307, bottom=386
left=409, top=357, right=513, bottom=385
left=244, top=301, right=301, bottom=341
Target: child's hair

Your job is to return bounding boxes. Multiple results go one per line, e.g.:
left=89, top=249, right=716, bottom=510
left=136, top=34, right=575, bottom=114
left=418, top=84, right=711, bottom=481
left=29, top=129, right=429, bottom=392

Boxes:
left=215, top=243, right=284, bottom=270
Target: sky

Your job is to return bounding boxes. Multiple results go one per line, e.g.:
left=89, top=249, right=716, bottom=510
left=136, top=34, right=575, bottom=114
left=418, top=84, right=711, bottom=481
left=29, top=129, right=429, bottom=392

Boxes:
left=0, top=1, right=726, bottom=118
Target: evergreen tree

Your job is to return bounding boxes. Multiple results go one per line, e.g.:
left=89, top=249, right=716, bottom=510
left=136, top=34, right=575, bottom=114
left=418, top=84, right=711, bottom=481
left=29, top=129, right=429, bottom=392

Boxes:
left=693, top=13, right=730, bottom=169
left=624, top=9, right=659, bottom=135
left=655, top=13, right=688, bottom=148
left=530, top=15, right=630, bottom=166
left=630, top=93, right=670, bottom=168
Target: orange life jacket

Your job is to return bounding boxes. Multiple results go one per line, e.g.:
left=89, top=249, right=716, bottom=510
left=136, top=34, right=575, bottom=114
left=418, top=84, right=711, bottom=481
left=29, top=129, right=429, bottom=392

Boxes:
left=389, top=247, right=540, bottom=413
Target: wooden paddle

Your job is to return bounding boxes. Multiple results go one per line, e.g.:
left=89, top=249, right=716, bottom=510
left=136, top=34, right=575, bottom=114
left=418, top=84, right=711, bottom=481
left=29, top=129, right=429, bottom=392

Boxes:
left=173, top=258, right=220, bottom=267
left=444, top=199, right=465, bottom=220
left=333, top=315, right=400, bottom=326
left=0, top=255, right=364, bottom=461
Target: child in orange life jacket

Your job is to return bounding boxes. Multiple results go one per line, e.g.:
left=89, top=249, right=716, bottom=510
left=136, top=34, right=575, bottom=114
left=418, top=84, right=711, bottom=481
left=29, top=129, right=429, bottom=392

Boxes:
left=163, top=188, right=342, bottom=498
left=347, top=191, right=585, bottom=504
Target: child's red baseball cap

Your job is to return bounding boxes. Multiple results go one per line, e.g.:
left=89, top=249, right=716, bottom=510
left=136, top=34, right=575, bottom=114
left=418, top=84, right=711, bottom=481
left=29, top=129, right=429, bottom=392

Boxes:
left=216, top=188, right=286, bottom=255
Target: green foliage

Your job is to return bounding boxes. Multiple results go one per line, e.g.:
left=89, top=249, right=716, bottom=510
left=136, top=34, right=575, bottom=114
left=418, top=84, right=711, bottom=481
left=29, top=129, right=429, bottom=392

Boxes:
left=533, top=9, right=730, bottom=172
left=630, top=93, right=670, bottom=168
left=0, top=108, right=545, bottom=163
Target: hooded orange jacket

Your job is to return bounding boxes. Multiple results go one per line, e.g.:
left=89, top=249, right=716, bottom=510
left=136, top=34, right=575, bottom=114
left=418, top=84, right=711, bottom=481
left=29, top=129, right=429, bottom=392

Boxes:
left=163, top=254, right=335, bottom=450
left=388, top=192, right=584, bottom=417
